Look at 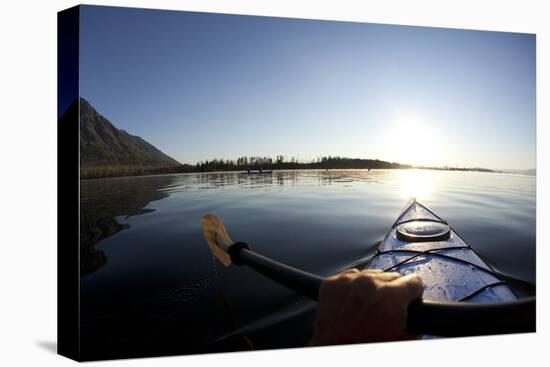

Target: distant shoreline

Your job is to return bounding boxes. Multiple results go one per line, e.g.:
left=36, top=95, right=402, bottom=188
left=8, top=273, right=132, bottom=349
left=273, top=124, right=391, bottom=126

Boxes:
left=415, top=166, right=495, bottom=173
left=77, top=165, right=535, bottom=181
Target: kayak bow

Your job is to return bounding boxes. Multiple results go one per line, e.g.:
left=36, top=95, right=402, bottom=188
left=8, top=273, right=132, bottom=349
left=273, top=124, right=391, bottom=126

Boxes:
left=367, top=198, right=518, bottom=303
left=365, top=198, right=535, bottom=336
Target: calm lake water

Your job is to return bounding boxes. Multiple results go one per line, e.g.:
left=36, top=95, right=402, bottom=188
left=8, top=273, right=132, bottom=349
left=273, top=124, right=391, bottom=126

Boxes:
left=79, top=169, right=535, bottom=359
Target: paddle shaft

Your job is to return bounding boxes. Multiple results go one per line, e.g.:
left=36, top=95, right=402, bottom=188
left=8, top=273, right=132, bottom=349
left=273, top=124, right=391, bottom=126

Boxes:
left=228, top=244, right=535, bottom=337
left=407, top=297, right=535, bottom=336
left=229, top=243, right=323, bottom=301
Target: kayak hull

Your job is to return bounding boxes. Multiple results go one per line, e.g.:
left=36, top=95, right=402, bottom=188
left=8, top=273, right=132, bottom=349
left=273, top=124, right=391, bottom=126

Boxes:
left=367, top=199, right=517, bottom=303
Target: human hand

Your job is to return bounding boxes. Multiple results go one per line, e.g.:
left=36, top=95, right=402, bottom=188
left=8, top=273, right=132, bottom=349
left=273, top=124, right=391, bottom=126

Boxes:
left=312, top=268, right=423, bottom=345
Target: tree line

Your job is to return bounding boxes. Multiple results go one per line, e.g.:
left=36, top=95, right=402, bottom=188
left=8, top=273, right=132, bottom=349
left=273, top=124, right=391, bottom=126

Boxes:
left=80, top=156, right=411, bottom=179
left=193, top=155, right=410, bottom=172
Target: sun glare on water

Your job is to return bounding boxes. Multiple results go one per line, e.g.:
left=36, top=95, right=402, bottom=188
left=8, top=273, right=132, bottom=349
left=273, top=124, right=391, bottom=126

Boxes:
left=398, top=169, right=434, bottom=200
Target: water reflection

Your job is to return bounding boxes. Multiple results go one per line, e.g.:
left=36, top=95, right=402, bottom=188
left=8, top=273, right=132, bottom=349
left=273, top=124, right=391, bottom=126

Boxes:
left=80, top=175, right=176, bottom=276
left=155, top=169, right=381, bottom=195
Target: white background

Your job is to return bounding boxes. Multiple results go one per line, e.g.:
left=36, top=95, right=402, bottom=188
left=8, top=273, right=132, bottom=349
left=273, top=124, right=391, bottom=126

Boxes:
left=0, top=0, right=547, bottom=366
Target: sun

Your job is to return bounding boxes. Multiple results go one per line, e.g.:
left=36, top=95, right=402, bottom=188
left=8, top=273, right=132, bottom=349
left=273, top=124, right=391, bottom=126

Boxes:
left=385, top=115, right=439, bottom=167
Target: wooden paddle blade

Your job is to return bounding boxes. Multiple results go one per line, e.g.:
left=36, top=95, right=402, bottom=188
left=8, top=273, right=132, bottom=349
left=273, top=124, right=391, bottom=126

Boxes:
left=202, top=214, right=233, bottom=266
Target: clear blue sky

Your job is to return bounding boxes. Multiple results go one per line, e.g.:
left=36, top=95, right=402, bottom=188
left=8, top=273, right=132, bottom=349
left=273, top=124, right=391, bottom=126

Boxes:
left=79, top=5, right=535, bottom=170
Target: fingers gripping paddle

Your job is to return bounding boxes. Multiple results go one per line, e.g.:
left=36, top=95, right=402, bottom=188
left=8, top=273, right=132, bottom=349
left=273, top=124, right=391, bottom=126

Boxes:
left=202, top=214, right=535, bottom=336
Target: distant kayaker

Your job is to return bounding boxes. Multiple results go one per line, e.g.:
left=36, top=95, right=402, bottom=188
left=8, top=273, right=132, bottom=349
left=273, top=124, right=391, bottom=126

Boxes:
left=311, top=269, right=423, bottom=345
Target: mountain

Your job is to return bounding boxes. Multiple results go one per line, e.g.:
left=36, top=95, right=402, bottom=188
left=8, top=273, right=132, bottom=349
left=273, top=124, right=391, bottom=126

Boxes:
left=75, top=97, right=181, bottom=178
